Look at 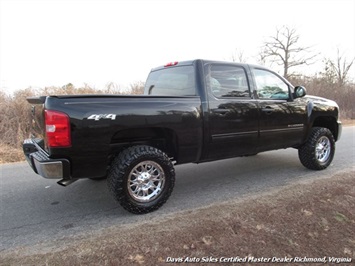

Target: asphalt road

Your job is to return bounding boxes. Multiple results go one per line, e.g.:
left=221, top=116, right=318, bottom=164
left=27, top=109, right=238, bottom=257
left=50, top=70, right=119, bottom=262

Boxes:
left=1, top=126, right=354, bottom=253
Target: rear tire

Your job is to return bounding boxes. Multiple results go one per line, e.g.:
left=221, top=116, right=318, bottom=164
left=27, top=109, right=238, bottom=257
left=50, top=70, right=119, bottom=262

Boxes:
left=298, top=127, right=335, bottom=170
left=107, top=145, right=175, bottom=214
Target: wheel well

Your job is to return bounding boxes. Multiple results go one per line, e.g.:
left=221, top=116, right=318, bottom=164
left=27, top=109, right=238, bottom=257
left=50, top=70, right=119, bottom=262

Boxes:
left=109, top=127, right=178, bottom=160
left=312, top=116, right=339, bottom=140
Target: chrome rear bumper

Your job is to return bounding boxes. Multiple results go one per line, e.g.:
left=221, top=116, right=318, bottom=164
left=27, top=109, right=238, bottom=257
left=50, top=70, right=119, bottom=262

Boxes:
left=23, top=138, right=70, bottom=179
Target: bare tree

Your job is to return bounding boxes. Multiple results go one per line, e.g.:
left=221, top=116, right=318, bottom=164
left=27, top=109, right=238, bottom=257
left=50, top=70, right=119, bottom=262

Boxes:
left=322, top=48, right=354, bottom=87
left=130, top=81, right=145, bottom=95
left=231, top=48, right=247, bottom=63
left=261, top=26, right=317, bottom=79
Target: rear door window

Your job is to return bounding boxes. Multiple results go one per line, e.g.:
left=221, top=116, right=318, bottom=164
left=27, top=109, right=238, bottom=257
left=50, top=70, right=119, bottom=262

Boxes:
left=208, top=65, right=250, bottom=98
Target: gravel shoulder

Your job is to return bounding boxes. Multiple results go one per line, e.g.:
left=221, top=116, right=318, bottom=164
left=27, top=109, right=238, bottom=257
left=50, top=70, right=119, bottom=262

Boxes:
left=1, top=168, right=354, bottom=266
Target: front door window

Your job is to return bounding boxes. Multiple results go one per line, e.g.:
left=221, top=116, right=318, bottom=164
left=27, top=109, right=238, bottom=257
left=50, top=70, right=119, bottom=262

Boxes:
left=253, top=69, right=290, bottom=100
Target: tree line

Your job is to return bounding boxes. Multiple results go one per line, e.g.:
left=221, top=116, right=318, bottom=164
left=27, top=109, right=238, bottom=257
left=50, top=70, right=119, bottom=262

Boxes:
left=233, top=25, right=354, bottom=86
left=231, top=25, right=354, bottom=122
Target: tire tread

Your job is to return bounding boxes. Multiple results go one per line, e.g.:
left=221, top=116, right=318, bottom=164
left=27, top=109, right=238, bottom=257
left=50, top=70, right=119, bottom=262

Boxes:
left=298, top=127, right=335, bottom=170
left=107, top=145, right=175, bottom=214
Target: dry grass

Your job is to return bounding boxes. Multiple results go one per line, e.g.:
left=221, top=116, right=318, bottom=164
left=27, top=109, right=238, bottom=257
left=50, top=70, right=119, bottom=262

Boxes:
left=290, top=76, right=355, bottom=120
left=0, top=143, right=25, bottom=163
left=1, top=170, right=354, bottom=266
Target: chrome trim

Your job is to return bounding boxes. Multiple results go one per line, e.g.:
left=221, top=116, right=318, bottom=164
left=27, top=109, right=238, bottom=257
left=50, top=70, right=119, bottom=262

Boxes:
left=260, top=127, right=304, bottom=133
left=33, top=160, right=63, bottom=179
left=337, top=122, right=342, bottom=141
left=212, top=131, right=258, bottom=141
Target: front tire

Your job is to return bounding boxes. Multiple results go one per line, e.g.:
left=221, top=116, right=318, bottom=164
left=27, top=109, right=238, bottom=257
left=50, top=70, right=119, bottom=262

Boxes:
left=298, top=127, right=335, bottom=170
left=107, top=145, right=175, bottom=214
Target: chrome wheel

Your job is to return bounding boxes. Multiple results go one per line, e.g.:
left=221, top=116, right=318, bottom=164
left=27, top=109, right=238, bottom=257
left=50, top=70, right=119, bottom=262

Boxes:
left=298, top=127, right=335, bottom=170
left=127, top=160, right=165, bottom=203
left=108, top=145, right=175, bottom=214
left=315, top=136, right=331, bottom=163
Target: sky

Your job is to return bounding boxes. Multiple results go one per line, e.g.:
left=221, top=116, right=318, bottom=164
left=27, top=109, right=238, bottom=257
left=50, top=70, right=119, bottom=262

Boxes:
left=0, top=0, right=354, bottom=94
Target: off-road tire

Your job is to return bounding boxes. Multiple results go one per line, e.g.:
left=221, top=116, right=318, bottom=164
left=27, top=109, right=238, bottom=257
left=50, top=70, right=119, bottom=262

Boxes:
left=107, top=145, right=175, bottom=214
left=298, top=127, right=335, bottom=170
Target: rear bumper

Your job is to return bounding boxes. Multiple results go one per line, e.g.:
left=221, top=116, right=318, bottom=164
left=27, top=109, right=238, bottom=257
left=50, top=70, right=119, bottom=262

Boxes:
left=23, top=138, right=70, bottom=179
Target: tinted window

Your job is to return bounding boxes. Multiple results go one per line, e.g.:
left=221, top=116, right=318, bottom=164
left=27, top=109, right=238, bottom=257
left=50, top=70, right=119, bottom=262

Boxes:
left=144, top=66, right=196, bottom=96
left=253, top=69, right=289, bottom=100
left=208, top=65, right=250, bottom=98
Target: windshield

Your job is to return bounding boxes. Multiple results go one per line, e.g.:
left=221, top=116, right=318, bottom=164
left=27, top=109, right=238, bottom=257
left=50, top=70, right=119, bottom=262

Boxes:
left=144, top=66, right=196, bottom=96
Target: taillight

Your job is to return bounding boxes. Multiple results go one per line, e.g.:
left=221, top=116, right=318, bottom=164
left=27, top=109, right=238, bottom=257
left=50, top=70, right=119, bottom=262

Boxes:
left=164, top=61, right=178, bottom=67
left=45, top=110, right=71, bottom=148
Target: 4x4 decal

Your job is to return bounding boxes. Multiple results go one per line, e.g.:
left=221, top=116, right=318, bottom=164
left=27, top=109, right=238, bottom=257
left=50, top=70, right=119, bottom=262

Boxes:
left=87, top=114, right=116, bottom=121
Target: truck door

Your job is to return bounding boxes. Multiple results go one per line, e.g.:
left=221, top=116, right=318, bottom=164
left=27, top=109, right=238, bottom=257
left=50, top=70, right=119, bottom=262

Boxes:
left=206, top=64, right=259, bottom=159
left=251, top=67, right=306, bottom=151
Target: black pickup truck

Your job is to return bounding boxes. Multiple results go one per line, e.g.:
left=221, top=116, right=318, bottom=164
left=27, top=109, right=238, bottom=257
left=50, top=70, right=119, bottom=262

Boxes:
left=23, top=59, right=342, bottom=214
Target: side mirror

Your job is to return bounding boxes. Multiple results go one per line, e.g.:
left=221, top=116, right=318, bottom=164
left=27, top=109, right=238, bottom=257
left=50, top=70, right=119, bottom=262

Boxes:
left=294, top=86, right=307, bottom=98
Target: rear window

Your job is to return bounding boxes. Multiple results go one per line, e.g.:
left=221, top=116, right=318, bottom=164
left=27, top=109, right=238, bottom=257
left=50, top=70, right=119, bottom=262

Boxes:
left=144, top=66, right=196, bottom=96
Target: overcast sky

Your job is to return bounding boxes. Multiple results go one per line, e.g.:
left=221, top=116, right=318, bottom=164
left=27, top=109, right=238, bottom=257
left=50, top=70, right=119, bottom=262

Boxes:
left=1, top=0, right=354, bottom=93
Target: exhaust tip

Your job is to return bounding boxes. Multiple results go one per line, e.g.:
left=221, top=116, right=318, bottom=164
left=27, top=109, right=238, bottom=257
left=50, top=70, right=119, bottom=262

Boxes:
left=57, top=179, right=78, bottom=187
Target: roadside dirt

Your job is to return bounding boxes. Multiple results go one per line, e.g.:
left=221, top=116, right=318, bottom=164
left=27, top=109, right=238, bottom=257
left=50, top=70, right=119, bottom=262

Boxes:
left=1, top=169, right=354, bottom=266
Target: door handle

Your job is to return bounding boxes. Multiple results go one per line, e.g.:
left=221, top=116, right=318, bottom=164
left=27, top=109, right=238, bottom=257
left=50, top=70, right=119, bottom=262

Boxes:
left=261, top=106, right=274, bottom=114
left=213, top=108, right=231, bottom=115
